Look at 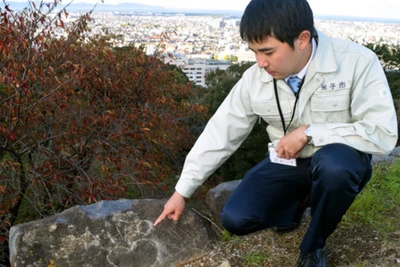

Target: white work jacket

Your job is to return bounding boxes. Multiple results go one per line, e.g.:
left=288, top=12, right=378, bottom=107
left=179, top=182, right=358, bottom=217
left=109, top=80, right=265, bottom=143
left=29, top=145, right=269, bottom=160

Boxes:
left=176, top=31, right=398, bottom=198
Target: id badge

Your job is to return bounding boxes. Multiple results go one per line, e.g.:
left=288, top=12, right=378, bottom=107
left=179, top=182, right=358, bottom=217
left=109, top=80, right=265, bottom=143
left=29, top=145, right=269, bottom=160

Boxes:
left=268, top=143, right=297, bottom=167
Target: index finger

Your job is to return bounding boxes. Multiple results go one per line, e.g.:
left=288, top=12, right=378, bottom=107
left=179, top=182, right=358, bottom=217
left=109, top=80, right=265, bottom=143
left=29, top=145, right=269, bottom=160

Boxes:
left=153, top=211, right=168, bottom=226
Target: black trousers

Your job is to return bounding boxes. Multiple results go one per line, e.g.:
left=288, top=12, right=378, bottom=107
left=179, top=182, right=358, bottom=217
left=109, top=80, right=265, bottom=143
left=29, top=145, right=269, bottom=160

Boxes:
left=220, top=143, right=372, bottom=252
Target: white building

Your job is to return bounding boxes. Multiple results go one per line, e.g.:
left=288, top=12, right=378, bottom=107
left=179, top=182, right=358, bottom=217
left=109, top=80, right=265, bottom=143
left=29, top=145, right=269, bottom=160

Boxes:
left=164, top=53, right=231, bottom=87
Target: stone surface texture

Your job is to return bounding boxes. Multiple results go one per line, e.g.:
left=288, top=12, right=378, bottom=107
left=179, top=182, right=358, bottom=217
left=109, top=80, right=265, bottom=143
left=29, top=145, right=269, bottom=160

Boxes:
left=9, top=199, right=214, bottom=267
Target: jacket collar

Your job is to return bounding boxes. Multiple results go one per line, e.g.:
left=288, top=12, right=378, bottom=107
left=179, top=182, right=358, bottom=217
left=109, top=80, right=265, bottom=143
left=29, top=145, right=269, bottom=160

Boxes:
left=312, top=30, right=338, bottom=74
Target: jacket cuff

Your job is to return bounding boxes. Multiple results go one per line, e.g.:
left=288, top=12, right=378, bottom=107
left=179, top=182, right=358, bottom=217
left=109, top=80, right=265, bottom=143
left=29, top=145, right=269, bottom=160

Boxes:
left=175, top=179, right=197, bottom=198
left=308, top=124, right=334, bottom=146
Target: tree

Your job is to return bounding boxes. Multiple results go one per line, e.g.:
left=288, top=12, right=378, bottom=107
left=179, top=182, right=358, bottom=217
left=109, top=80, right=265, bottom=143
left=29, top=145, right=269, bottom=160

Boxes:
left=364, top=42, right=400, bottom=99
left=0, top=1, right=207, bottom=264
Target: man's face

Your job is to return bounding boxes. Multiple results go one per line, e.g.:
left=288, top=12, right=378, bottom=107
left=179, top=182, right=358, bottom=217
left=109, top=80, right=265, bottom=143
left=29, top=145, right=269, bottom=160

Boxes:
left=248, top=35, right=303, bottom=79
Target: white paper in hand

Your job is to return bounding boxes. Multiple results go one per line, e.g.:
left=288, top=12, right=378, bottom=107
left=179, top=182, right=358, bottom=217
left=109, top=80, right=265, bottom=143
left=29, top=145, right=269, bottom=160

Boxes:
left=268, top=143, right=297, bottom=167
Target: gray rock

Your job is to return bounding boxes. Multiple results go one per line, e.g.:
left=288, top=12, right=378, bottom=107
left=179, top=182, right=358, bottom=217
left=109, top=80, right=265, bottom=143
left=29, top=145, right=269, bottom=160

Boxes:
left=205, top=180, right=242, bottom=228
left=9, top=199, right=214, bottom=267
left=371, top=146, right=400, bottom=164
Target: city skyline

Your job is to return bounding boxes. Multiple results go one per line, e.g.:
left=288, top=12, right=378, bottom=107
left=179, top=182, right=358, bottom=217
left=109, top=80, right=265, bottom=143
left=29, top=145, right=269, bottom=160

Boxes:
left=7, top=0, right=400, bottom=20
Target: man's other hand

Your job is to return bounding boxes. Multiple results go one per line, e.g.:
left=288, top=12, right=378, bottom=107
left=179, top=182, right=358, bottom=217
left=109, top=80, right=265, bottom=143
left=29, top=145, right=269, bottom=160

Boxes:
left=275, top=125, right=309, bottom=159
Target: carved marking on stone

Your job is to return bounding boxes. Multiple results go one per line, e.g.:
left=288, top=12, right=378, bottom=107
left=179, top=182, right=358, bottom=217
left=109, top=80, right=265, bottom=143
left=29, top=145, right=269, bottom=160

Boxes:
left=105, top=218, right=166, bottom=267
left=83, top=227, right=101, bottom=249
left=107, top=232, right=116, bottom=244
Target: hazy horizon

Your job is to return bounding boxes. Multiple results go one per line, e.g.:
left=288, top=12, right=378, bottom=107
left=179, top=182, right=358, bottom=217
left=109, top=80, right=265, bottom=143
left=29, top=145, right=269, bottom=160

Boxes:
left=3, top=0, right=400, bottom=22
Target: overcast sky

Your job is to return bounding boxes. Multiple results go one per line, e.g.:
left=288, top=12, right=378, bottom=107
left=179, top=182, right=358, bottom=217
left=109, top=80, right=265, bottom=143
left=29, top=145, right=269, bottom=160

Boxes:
left=9, top=0, right=400, bottom=19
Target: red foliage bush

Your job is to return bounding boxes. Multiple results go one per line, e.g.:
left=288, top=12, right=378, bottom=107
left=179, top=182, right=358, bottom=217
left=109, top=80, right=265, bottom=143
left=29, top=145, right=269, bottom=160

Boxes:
left=0, top=1, right=208, bottom=262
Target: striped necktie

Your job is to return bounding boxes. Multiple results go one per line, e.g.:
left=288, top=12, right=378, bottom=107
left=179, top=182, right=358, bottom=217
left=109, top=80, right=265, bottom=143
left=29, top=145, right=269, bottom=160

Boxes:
left=287, top=76, right=301, bottom=93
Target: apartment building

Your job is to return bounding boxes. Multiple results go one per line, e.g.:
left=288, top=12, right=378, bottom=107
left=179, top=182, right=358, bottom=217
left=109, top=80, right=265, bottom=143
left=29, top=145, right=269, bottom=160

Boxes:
left=164, top=53, right=231, bottom=87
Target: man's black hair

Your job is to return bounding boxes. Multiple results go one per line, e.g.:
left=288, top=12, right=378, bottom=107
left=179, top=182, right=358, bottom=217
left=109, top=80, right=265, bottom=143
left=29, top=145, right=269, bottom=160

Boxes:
left=240, top=0, right=315, bottom=48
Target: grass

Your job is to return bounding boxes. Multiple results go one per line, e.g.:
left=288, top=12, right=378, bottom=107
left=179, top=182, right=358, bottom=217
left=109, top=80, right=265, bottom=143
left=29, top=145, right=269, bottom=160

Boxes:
left=344, top=158, right=400, bottom=232
left=241, top=251, right=270, bottom=266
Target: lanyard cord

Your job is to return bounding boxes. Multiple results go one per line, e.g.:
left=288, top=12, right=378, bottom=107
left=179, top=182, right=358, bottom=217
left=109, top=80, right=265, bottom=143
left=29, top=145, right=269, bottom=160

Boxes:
left=273, top=77, right=305, bottom=135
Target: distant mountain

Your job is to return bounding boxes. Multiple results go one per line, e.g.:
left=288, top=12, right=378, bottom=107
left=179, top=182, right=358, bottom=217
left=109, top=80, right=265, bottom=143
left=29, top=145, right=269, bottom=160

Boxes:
left=1, top=1, right=243, bottom=16
left=4, top=1, right=396, bottom=22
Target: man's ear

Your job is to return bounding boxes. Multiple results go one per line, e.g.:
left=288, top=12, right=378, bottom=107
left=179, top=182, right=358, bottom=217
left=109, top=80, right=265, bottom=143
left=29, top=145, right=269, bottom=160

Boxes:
left=297, top=30, right=311, bottom=49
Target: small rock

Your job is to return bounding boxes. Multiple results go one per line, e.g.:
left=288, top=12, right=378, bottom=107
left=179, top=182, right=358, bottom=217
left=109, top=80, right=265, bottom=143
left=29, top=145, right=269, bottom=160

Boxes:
left=219, top=260, right=231, bottom=267
left=205, top=180, right=242, bottom=228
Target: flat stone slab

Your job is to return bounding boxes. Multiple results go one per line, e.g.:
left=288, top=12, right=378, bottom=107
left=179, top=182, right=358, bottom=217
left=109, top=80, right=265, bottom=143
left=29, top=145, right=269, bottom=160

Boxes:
left=9, top=199, right=213, bottom=267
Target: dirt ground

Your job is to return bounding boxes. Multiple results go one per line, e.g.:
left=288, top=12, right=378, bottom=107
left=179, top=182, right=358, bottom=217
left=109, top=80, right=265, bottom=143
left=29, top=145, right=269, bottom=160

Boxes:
left=179, top=212, right=400, bottom=267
